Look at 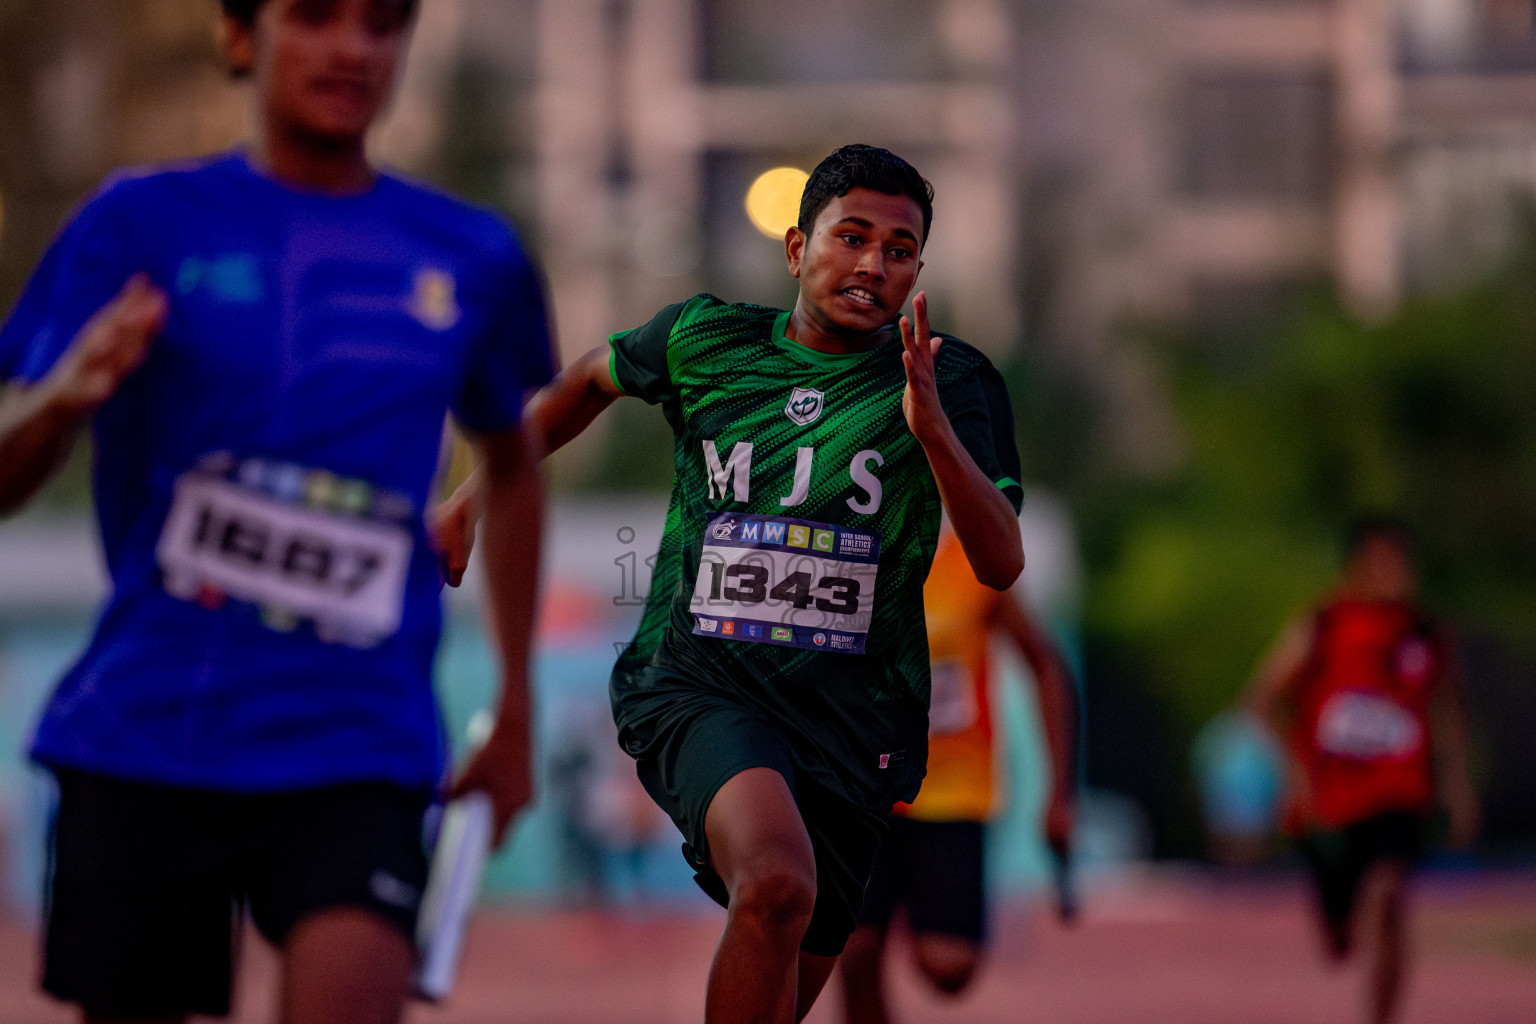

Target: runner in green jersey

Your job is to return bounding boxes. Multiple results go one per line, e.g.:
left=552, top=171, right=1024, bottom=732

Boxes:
left=437, top=145, right=1024, bottom=1024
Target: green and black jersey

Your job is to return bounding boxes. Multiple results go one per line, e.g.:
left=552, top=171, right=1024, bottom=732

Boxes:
left=609, top=295, right=1022, bottom=808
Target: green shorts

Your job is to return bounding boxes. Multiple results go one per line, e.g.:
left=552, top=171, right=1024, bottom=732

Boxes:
left=616, top=687, right=889, bottom=956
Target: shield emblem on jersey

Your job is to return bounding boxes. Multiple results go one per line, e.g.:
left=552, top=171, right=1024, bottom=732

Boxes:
left=410, top=269, right=461, bottom=331
left=784, top=387, right=826, bottom=426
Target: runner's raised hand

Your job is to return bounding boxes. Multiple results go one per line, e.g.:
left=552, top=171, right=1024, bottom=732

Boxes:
left=49, top=274, right=166, bottom=415
left=899, top=291, right=946, bottom=442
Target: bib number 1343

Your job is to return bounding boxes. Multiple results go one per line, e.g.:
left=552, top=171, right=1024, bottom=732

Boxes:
left=691, top=512, right=880, bottom=654
left=701, top=560, right=860, bottom=614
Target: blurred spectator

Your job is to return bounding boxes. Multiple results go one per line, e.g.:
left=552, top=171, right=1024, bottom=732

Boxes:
left=546, top=695, right=667, bottom=906
left=1192, top=708, right=1283, bottom=866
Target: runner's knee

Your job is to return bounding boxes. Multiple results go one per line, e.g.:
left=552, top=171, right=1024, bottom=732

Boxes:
left=914, top=934, right=980, bottom=995
left=728, top=858, right=817, bottom=935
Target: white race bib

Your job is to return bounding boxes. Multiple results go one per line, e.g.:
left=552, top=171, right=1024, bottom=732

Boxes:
left=1315, top=690, right=1423, bottom=761
left=690, top=512, right=880, bottom=654
left=157, top=466, right=413, bottom=643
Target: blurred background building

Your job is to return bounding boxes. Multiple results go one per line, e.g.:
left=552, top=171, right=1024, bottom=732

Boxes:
left=1, top=0, right=1534, bottom=901
left=9, top=1, right=1536, bottom=463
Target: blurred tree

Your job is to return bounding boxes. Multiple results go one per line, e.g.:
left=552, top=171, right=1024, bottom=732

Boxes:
left=1069, top=206, right=1536, bottom=850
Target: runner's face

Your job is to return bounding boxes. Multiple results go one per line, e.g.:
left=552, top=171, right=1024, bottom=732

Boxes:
left=787, top=188, right=925, bottom=341
left=1352, top=536, right=1417, bottom=601
left=229, top=0, right=413, bottom=144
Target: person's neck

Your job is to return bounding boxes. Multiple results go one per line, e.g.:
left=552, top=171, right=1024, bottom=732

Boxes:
left=249, top=126, right=375, bottom=195
left=1337, top=580, right=1408, bottom=604
left=784, top=304, right=891, bottom=356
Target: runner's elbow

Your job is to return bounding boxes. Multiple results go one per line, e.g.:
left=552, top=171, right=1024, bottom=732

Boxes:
left=976, top=550, right=1023, bottom=591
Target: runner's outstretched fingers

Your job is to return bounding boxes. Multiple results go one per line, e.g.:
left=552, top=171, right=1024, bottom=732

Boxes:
left=0, top=274, right=166, bottom=512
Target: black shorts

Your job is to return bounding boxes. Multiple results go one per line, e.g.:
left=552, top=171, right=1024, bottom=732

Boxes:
left=1300, top=810, right=1424, bottom=937
left=617, top=689, right=889, bottom=957
left=43, top=767, right=432, bottom=1020
left=858, top=816, right=987, bottom=943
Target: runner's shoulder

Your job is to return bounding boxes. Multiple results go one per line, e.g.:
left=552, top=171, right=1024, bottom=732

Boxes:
left=668, top=294, right=781, bottom=333
left=375, top=171, right=536, bottom=270
left=65, top=152, right=241, bottom=228
left=930, top=332, right=996, bottom=381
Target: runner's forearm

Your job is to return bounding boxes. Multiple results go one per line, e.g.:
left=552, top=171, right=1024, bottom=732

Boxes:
left=435, top=343, right=621, bottom=536
left=918, top=422, right=1022, bottom=589
left=524, top=344, right=623, bottom=457
left=1036, top=655, right=1078, bottom=804
left=0, top=382, right=91, bottom=514
left=1430, top=672, right=1476, bottom=802
left=477, top=426, right=543, bottom=738
left=998, top=598, right=1077, bottom=801
left=1245, top=618, right=1313, bottom=743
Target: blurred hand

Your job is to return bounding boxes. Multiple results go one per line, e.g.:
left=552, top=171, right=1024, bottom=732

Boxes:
left=1044, top=790, right=1079, bottom=926
left=447, top=707, right=532, bottom=847
left=427, top=485, right=478, bottom=588
left=49, top=274, right=166, bottom=415
left=1044, top=789, right=1076, bottom=859
left=1445, top=778, right=1480, bottom=851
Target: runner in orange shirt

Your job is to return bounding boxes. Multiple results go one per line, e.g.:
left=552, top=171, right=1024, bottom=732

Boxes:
left=839, top=524, right=1077, bottom=1024
left=1248, top=517, right=1477, bottom=1024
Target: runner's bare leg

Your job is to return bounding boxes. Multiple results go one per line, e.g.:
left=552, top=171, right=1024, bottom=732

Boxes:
left=280, top=908, right=414, bottom=1024
left=1362, top=861, right=1410, bottom=1024
left=913, top=932, right=981, bottom=995
left=837, top=925, right=891, bottom=1024
left=796, top=950, right=840, bottom=1021
left=704, top=767, right=817, bottom=1024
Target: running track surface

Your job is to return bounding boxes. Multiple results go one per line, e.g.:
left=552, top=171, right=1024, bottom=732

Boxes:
left=1, top=870, right=1531, bottom=1023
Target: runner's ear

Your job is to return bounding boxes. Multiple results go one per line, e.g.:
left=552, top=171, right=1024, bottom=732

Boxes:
left=218, top=16, right=255, bottom=78
left=785, top=226, right=807, bottom=278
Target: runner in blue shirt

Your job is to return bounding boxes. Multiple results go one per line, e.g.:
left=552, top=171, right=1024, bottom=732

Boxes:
left=0, top=2, right=551, bottom=1022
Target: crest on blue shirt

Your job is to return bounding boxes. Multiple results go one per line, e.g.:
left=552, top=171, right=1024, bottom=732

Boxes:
left=784, top=386, right=826, bottom=427
left=175, top=255, right=263, bottom=302
left=410, top=269, right=461, bottom=331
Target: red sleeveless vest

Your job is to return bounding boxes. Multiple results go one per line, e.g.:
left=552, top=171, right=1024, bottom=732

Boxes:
left=1290, top=599, right=1445, bottom=829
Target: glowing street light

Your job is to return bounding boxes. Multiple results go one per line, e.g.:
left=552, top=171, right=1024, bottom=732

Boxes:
left=744, top=167, right=809, bottom=240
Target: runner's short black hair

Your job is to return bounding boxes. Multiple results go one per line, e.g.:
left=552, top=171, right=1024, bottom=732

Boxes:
left=1345, top=515, right=1416, bottom=559
left=219, top=0, right=419, bottom=27
left=798, top=144, right=935, bottom=246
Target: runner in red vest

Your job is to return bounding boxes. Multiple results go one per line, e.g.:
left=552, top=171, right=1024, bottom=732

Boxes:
left=1248, top=518, right=1477, bottom=1024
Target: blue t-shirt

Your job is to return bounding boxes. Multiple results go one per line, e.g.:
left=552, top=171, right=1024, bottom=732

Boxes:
left=0, top=152, right=554, bottom=792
